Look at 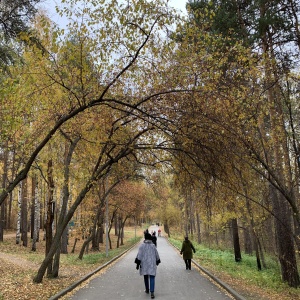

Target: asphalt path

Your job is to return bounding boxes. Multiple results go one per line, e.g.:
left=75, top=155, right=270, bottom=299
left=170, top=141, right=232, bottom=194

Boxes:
left=68, top=226, right=234, bottom=300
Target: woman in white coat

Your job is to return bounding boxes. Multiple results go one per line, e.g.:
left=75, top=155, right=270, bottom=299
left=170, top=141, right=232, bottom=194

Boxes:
left=135, top=233, right=161, bottom=299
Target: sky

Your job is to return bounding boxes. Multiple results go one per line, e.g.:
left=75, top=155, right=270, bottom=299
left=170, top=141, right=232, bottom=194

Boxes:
left=169, top=0, right=188, bottom=13
left=40, top=0, right=188, bottom=24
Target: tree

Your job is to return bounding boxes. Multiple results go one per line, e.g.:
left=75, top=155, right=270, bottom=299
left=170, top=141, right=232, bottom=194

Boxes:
left=0, top=0, right=42, bottom=72
left=177, top=0, right=300, bottom=287
left=0, top=0, right=183, bottom=208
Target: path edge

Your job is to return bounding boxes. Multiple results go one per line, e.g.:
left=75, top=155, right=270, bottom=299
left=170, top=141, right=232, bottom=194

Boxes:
left=167, top=237, right=248, bottom=300
left=49, top=240, right=141, bottom=300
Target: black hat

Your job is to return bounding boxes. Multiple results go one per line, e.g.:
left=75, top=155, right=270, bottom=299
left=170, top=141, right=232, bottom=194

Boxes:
left=145, top=233, right=152, bottom=240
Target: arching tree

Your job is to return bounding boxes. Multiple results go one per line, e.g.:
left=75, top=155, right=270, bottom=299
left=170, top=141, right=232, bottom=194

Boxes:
left=170, top=0, right=300, bottom=287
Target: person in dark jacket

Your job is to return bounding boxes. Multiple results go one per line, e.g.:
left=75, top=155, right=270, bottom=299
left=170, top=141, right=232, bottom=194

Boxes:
left=180, top=236, right=196, bottom=270
left=151, top=231, right=157, bottom=247
left=144, top=228, right=149, bottom=238
left=135, top=233, right=161, bottom=299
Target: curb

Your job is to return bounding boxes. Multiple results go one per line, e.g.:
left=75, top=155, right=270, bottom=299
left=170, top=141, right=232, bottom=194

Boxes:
left=49, top=240, right=141, bottom=300
left=167, top=237, right=247, bottom=300
left=192, top=260, right=247, bottom=300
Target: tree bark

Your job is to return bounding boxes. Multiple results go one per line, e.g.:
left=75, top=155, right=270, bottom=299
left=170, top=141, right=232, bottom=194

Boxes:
left=231, top=218, right=241, bottom=262
left=30, top=176, right=36, bottom=240
left=243, top=224, right=252, bottom=255
left=16, top=183, right=22, bottom=244
left=32, top=177, right=40, bottom=251
left=45, top=160, right=55, bottom=277
left=272, top=185, right=300, bottom=286
left=260, top=0, right=300, bottom=287
left=21, top=178, right=28, bottom=247
left=0, top=147, right=8, bottom=242
left=196, top=212, right=201, bottom=244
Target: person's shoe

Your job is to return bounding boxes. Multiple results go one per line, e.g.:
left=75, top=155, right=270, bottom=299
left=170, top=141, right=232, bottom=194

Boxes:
left=145, top=289, right=149, bottom=294
left=151, top=292, right=155, bottom=298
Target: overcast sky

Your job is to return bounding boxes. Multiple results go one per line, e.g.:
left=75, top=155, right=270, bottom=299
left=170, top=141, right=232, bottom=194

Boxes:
left=169, top=0, right=188, bottom=13
left=40, top=0, right=188, bottom=24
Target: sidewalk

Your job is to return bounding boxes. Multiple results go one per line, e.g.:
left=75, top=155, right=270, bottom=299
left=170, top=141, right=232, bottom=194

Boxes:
left=67, top=234, right=236, bottom=300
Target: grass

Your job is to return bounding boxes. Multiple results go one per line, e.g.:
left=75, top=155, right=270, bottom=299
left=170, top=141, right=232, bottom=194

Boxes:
left=168, top=237, right=300, bottom=300
left=65, top=237, right=139, bottom=266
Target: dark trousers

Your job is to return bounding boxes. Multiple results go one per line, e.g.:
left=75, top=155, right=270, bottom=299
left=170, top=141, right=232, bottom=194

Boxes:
left=184, top=259, right=191, bottom=270
left=144, top=275, right=155, bottom=292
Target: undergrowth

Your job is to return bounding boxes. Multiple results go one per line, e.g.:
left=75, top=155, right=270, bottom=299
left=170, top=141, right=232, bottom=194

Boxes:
left=168, top=237, right=300, bottom=299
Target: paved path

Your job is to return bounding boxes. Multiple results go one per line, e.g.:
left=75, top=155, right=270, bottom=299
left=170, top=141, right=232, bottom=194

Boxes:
left=69, top=227, right=234, bottom=300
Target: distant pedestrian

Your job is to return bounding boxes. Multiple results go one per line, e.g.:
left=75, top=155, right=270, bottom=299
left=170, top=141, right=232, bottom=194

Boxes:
left=158, top=228, right=161, bottom=237
left=151, top=231, right=157, bottom=247
left=180, top=236, right=196, bottom=270
left=144, top=228, right=149, bottom=238
left=135, top=233, right=161, bottom=299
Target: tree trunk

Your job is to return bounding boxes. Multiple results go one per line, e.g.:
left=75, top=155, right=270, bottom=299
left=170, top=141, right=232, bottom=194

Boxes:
left=260, top=1, right=300, bottom=287
left=79, top=235, right=94, bottom=260
left=99, top=222, right=104, bottom=244
left=91, top=209, right=104, bottom=251
left=231, top=218, right=241, bottom=262
left=60, top=137, right=80, bottom=257
left=117, top=216, right=127, bottom=248
left=52, top=244, right=61, bottom=277
left=117, top=216, right=122, bottom=248
left=61, top=225, right=68, bottom=254
left=251, top=228, right=262, bottom=271
left=196, top=212, right=201, bottom=244
left=21, top=178, right=28, bottom=247
left=32, top=177, right=40, bottom=251
left=92, top=212, right=103, bottom=251
left=108, top=214, right=114, bottom=250
left=7, top=151, right=16, bottom=229
left=114, top=214, right=118, bottom=236
left=164, top=223, right=170, bottom=237
left=16, top=182, right=22, bottom=244
left=243, top=224, right=252, bottom=255
left=30, top=176, right=36, bottom=240
left=45, top=159, right=55, bottom=277
left=71, top=238, right=78, bottom=253
left=0, top=147, right=8, bottom=242
left=272, top=186, right=300, bottom=287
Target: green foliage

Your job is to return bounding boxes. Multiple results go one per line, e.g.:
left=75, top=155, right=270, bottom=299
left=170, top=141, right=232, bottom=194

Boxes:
left=169, top=237, right=300, bottom=294
left=0, top=0, right=41, bottom=72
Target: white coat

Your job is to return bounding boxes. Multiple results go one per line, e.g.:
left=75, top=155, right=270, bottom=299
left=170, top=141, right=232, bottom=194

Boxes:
left=136, top=240, right=160, bottom=276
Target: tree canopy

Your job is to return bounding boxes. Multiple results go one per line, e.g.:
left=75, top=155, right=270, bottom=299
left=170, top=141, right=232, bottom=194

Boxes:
left=0, top=0, right=300, bottom=289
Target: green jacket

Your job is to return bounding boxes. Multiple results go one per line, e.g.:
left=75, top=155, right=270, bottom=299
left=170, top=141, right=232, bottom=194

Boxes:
left=180, top=240, right=195, bottom=260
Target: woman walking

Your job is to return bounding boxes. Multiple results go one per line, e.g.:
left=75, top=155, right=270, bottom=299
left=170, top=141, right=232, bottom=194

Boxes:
left=180, top=236, right=196, bottom=270
left=135, top=233, right=161, bottom=298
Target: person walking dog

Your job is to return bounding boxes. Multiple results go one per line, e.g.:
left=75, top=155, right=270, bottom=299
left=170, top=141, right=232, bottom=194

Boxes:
left=135, top=233, right=161, bottom=298
left=180, top=236, right=196, bottom=270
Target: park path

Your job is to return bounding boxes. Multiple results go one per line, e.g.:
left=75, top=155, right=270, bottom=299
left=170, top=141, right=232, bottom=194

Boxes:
left=68, top=226, right=235, bottom=300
